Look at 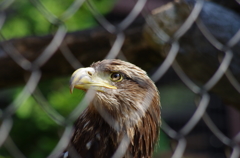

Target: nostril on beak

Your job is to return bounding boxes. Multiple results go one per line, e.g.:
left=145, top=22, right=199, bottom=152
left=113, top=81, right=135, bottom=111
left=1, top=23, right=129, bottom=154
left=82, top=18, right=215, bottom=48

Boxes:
left=88, top=71, right=92, bottom=76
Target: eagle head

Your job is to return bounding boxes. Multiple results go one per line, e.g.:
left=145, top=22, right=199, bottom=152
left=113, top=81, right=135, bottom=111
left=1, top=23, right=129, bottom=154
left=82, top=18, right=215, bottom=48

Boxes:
left=69, top=59, right=161, bottom=158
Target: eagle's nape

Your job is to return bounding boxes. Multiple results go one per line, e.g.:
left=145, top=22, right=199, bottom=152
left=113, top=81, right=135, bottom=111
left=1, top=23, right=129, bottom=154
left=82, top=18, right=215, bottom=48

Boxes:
left=65, top=59, right=161, bottom=158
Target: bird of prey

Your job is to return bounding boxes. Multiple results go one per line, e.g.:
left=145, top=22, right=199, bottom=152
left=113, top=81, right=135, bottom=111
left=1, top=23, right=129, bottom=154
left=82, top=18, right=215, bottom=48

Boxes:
left=66, top=59, right=161, bottom=158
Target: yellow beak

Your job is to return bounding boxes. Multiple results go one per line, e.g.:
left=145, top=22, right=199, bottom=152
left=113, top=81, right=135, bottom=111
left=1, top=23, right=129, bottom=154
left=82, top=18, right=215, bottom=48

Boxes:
left=70, top=67, right=117, bottom=93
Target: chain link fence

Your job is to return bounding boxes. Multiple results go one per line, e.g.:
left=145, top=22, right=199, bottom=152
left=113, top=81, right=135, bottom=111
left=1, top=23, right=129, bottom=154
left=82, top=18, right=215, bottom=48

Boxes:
left=0, top=0, right=240, bottom=157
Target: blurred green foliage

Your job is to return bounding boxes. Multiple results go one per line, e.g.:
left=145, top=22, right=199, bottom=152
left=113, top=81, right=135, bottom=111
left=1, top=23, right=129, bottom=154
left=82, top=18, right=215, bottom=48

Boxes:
left=0, top=77, right=86, bottom=157
left=1, top=0, right=115, bottom=39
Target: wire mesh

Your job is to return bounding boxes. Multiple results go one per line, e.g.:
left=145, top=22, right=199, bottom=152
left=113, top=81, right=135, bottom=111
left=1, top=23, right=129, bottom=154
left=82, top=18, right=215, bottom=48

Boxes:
left=0, top=0, right=240, bottom=158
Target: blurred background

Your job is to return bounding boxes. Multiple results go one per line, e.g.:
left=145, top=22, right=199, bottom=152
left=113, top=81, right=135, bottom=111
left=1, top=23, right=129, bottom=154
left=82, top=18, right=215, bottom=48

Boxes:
left=0, top=0, right=240, bottom=158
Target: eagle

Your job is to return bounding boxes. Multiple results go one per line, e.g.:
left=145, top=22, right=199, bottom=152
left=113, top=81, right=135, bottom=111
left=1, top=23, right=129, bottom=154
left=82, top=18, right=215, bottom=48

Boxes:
left=65, top=59, right=161, bottom=158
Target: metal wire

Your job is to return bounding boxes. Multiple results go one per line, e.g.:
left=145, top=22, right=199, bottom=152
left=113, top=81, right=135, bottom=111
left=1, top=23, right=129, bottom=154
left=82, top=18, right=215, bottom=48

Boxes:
left=0, top=0, right=240, bottom=158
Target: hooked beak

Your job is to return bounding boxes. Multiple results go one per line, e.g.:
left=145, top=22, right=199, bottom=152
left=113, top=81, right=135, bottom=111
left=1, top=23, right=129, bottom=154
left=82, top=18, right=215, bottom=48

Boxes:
left=70, top=67, right=117, bottom=93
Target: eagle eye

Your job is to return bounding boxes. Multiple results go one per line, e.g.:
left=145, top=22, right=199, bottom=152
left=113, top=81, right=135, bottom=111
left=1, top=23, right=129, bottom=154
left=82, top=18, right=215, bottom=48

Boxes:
left=110, top=72, right=123, bottom=82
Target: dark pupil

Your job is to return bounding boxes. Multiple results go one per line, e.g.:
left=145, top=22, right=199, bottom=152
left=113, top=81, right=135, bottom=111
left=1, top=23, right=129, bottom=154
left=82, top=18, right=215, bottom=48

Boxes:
left=112, top=73, right=120, bottom=80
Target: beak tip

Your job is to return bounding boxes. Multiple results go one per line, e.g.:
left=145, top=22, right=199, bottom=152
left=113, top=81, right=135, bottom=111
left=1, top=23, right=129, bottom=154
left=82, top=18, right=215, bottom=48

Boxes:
left=70, top=85, right=74, bottom=94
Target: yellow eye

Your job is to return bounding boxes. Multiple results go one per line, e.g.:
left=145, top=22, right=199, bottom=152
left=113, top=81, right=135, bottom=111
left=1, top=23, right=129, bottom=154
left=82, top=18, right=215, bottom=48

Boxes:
left=110, top=73, right=123, bottom=82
